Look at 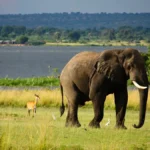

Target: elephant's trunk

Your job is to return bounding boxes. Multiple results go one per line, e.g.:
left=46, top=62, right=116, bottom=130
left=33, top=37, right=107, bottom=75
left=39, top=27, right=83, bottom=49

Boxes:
left=133, top=87, right=148, bottom=129
left=129, top=65, right=149, bottom=128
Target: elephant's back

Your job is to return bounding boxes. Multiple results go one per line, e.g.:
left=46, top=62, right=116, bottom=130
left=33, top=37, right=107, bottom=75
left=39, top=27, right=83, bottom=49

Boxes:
left=61, top=51, right=100, bottom=75
left=60, top=51, right=100, bottom=83
left=65, top=51, right=99, bottom=66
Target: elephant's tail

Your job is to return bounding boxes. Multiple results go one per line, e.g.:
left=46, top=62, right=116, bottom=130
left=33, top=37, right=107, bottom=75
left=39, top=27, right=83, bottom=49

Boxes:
left=60, top=83, right=65, bottom=117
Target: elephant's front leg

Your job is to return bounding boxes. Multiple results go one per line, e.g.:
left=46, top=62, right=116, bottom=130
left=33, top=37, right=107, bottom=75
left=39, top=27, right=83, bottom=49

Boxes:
left=114, top=88, right=128, bottom=129
left=89, top=93, right=106, bottom=128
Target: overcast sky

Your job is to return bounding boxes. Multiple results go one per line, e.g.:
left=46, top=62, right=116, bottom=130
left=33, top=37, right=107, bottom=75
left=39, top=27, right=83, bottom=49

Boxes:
left=0, top=0, right=150, bottom=14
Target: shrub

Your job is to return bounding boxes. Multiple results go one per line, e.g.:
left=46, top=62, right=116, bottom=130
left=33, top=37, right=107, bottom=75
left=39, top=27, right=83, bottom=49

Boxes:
left=16, top=35, right=28, bottom=44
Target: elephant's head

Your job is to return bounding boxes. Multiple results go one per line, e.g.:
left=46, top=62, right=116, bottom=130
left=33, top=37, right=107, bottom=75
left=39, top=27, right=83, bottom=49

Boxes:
left=119, top=48, right=148, bottom=128
left=95, top=50, right=126, bottom=84
left=96, top=48, right=148, bottom=128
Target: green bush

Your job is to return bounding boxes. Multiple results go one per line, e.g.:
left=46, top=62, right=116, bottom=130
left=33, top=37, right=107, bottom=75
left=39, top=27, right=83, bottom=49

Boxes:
left=16, top=35, right=28, bottom=44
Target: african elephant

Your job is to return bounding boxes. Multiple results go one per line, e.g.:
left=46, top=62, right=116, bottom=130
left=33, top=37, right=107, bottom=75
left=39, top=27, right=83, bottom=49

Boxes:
left=59, top=48, right=148, bottom=129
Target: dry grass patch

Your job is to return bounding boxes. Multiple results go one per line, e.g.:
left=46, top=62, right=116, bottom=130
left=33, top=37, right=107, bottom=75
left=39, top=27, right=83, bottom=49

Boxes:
left=0, top=88, right=67, bottom=107
left=0, top=88, right=149, bottom=110
left=105, top=89, right=150, bottom=110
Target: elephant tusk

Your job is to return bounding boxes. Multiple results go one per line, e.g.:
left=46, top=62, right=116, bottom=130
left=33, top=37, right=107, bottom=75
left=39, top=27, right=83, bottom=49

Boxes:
left=132, top=81, right=147, bottom=89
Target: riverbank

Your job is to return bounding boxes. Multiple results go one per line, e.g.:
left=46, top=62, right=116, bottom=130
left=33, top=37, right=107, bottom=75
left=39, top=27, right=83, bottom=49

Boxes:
left=0, top=40, right=149, bottom=47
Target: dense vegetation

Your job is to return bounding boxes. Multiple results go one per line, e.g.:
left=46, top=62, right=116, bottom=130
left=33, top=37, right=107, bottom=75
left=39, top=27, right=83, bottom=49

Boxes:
left=0, top=77, right=59, bottom=87
left=0, top=25, right=150, bottom=44
left=141, top=47, right=150, bottom=81
left=0, top=13, right=150, bottom=29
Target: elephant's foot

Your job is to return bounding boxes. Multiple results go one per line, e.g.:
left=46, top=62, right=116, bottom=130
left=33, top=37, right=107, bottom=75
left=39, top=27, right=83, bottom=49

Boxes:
left=115, top=120, right=127, bottom=129
left=89, top=120, right=100, bottom=128
left=65, top=120, right=81, bottom=128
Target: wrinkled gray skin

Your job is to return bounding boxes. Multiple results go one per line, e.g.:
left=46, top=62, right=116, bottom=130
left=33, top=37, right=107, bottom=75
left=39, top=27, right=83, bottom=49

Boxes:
left=60, top=48, right=148, bottom=129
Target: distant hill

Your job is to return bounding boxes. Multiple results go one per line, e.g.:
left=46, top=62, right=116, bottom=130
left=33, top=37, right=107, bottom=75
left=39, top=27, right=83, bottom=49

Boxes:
left=0, top=12, right=150, bottom=29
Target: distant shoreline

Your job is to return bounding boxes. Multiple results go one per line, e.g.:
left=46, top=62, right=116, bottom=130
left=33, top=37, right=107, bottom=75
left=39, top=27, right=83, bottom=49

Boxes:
left=0, top=40, right=149, bottom=47
left=45, top=40, right=149, bottom=47
left=0, top=44, right=25, bottom=47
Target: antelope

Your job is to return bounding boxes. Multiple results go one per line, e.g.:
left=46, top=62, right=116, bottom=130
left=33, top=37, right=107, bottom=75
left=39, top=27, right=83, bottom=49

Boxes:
left=27, top=94, right=40, bottom=117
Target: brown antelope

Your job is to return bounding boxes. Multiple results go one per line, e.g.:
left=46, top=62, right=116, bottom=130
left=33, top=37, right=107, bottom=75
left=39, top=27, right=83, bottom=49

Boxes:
left=27, top=94, right=40, bottom=117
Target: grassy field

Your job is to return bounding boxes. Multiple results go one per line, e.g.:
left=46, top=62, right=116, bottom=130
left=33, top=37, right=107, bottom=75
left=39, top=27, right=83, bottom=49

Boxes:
left=0, top=107, right=150, bottom=150
left=0, top=89, right=150, bottom=149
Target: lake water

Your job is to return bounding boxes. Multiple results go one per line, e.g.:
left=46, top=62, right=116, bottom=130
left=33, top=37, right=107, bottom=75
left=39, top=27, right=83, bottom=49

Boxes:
left=0, top=45, right=148, bottom=78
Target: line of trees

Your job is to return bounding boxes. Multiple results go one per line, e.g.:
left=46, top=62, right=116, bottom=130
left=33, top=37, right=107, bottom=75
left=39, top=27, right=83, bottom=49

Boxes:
left=0, top=13, right=150, bottom=29
left=0, top=25, right=150, bottom=44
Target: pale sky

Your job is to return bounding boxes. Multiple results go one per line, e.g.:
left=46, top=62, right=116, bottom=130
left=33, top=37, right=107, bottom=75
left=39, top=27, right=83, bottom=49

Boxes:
left=0, top=0, right=150, bottom=14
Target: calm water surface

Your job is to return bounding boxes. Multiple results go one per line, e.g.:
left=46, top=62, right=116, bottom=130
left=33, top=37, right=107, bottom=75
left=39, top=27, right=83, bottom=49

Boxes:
left=0, top=45, right=148, bottom=78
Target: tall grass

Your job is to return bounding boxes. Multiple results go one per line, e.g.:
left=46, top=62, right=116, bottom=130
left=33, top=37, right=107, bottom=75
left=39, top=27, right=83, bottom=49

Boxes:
left=104, top=89, right=150, bottom=110
left=0, top=88, right=61, bottom=107
left=0, top=108, right=54, bottom=149
left=0, top=88, right=150, bottom=110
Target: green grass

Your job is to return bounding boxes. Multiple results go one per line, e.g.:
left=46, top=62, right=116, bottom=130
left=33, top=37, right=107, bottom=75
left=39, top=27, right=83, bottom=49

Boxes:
left=0, top=77, right=59, bottom=87
left=0, top=107, right=150, bottom=150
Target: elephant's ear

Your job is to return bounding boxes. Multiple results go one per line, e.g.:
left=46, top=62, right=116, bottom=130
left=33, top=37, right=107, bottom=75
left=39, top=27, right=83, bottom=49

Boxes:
left=95, top=52, right=125, bottom=83
left=95, top=60, right=111, bottom=78
left=95, top=51, right=118, bottom=75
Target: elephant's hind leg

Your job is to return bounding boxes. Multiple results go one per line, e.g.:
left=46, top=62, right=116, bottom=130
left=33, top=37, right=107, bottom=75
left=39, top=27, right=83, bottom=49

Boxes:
left=64, top=83, right=81, bottom=127
left=66, top=101, right=81, bottom=127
